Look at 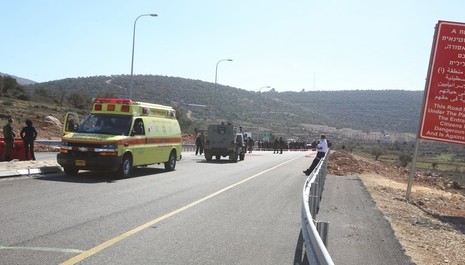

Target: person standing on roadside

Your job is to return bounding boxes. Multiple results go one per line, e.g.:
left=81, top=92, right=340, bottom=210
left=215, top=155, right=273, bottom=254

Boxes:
left=303, top=134, right=328, bottom=176
left=20, top=119, right=38, bottom=160
left=273, top=138, right=279, bottom=154
left=2, top=118, right=16, bottom=161
left=247, top=137, right=254, bottom=153
left=195, top=133, right=203, bottom=155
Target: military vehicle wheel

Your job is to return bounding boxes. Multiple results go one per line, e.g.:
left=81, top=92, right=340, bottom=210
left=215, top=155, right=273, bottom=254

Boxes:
left=164, top=151, right=176, bottom=171
left=117, top=154, right=133, bottom=178
left=230, top=153, right=238, bottom=162
left=64, top=167, right=79, bottom=176
left=205, top=153, right=212, bottom=161
left=215, top=155, right=221, bottom=160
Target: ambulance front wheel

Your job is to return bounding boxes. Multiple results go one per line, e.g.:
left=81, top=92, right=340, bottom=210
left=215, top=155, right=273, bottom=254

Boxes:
left=117, top=154, right=133, bottom=178
left=164, top=151, right=176, bottom=171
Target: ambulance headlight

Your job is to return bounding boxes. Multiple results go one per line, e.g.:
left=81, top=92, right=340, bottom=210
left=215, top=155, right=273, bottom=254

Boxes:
left=101, top=144, right=117, bottom=150
left=96, top=144, right=118, bottom=156
left=59, top=142, right=72, bottom=153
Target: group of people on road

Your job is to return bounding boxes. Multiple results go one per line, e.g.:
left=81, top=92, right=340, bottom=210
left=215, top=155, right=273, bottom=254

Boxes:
left=2, top=118, right=37, bottom=161
left=273, top=137, right=285, bottom=154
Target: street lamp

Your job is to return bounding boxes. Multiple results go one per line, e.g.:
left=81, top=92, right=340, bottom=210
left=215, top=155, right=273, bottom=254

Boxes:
left=258, top=85, right=271, bottom=93
left=210, top=58, right=233, bottom=121
left=257, top=86, right=270, bottom=114
left=129, top=13, right=157, bottom=99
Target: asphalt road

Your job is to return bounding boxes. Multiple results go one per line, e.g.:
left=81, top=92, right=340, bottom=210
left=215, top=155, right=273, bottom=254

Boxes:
left=0, top=151, right=412, bottom=264
left=1, top=151, right=311, bottom=265
left=35, top=152, right=58, bottom=160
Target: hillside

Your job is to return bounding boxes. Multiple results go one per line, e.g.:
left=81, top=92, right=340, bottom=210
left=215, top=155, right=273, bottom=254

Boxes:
left=21, top=75, right=424, bottom=140
left=0, top=72, right=36, bottom=86
left=0, top=98, right=79, bottom=140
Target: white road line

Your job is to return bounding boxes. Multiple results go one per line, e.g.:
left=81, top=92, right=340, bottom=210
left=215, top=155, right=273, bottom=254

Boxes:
left=0, top=245, right=84, bottom=253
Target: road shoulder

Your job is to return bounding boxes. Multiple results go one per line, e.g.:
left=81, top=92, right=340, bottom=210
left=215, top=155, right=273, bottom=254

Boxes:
left=317, top=174, right=413, bottom=265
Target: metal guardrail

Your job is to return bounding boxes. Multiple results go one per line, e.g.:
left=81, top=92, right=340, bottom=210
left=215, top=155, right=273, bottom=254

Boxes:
left=301, top=150, right=334, bottom=265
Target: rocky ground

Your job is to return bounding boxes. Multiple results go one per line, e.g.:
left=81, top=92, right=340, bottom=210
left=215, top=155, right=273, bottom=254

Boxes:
left=328, top=151, right=465, bottom=265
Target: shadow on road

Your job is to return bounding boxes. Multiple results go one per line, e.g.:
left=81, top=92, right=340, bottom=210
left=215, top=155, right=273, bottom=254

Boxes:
left=293, top=229, right=309, bottom=265
left=197, top=159, right=244, bottom=164
left=37, top=167, right=168, bottom=183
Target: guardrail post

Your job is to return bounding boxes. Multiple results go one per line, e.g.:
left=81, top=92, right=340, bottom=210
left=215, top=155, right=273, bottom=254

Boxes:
left=309, top=195, right=319, bottom=216
left=318, top=173, right=324, bottom=200
left=309, top=182, right=320, bottom=215
left=316, top=221, right=330, bottom=247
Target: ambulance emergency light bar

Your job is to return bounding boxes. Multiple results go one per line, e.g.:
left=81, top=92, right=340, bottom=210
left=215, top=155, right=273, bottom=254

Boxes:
left=92, top=98, right=174, bottom=118
left=93, top=98, right=133, bottom=113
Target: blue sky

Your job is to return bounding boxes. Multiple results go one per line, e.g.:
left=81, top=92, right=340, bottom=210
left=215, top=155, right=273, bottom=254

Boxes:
left=2, top=0, right=465, bottom=92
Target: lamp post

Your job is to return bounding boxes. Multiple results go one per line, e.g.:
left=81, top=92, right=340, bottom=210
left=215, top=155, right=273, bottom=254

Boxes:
left=210, top=58, right=233, bottom=121
left=257, top=86, right=270, bottom=115
left=258, top=85, right=271, bottom=93
left=129, top=13, right=157, bottom=99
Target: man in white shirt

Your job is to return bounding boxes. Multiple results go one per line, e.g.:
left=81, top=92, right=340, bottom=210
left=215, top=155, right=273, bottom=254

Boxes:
left=303, top=135, right=328, bottom=176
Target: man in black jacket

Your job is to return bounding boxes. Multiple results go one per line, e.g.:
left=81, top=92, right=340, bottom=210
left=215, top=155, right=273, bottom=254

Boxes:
left=20, top=119, right=38, bottom=160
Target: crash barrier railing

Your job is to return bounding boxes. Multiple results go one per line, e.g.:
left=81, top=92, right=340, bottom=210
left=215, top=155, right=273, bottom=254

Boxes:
left=301, top=150, right=334, bottom=265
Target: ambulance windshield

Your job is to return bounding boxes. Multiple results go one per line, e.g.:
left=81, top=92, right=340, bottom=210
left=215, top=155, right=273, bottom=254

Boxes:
left=77, top=114, right=132, bottom=135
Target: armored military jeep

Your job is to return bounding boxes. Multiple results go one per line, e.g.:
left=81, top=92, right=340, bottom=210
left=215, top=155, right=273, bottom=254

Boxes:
left=204, top=124, right=245, bottom=162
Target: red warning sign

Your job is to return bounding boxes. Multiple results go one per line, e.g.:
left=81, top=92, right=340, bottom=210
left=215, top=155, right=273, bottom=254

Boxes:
left=419, top=20, right=465, bottom=144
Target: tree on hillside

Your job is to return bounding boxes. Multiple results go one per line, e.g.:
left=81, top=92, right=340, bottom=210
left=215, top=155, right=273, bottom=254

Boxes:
left=371, top=147, right=383, bottom=161
left=58, top=87, right=67, bottom=106
left=1, top=75, right=27, bottom=99
left=68, top=92, right=92, bottom=109
left=33, top=87, right=58, bottom=103
left=399, top=153, right=412, bottom=167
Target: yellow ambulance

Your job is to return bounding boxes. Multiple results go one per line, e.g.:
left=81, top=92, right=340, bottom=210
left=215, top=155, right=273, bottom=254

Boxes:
left=57, top=98, right=182, bottom=178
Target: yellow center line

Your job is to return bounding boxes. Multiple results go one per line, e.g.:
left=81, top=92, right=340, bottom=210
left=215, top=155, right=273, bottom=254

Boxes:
left=60, top=154, right=304, bottom=265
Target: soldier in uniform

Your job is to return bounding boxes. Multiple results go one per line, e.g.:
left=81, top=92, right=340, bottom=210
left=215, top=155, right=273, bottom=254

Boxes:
left=3, top=118, right=16, bottom=161
left=247, top=137, right=254, bottom=153
left=20, top=119, right=38, bottom=160
left=273, top=138, right=279, bottom=154
left=279, top=137, right=284, bottom=154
